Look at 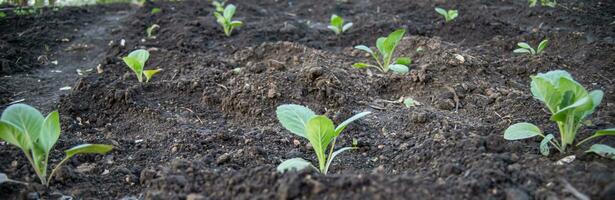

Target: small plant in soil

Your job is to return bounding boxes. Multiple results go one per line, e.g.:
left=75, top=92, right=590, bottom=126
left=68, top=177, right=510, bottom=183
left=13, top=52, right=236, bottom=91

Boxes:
left=504, top=70, right=615, bottom=157
left=0, top=11, right=6, bottom=19
left=146, top=24, right=160, bottom=38
left=353, top=29, right=411, bottom=74
left=435, top=7, right=458, bottom=23
left=0, top=104, right=113, bottom=186
left=212, top=0, right=227, bottom=12
left=276, top=104, right=370, bottom=174
left=514, top=39, right=548, bottom=55
left=151, top=8, right=162, bottom=14
left=328, top=14, right=353, bottom=35
left=213, top=4, right=243, bottom=37
left=123, top=49, right=162, bottom=83
left=529, top=0, right=556, bottom=7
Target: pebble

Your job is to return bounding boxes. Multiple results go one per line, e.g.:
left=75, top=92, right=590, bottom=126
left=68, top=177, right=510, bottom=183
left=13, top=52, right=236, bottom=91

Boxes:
left=139, top=169, right=157, bottom=185
left=216, top=153, right=231, bottom=164
left=186, top=193, right=205, bottom=200
left=504, top=188, right=530, bottom=200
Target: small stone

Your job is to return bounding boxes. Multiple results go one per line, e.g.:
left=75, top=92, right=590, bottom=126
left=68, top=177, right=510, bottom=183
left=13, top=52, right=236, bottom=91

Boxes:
left=377, top=145, right=385, bottom=149
left=505, top=188, right=530, bottom=200
left=27, top=192, right=40, bottom=200
left=293, top=139, right=301, bottom=146
left=216, top=153, right=231, bottom=164
left=75, top=163, right=96, bottom=174
left=454, top=54, right=465, bottom=64
left=139, top=169, right=156, bottom=185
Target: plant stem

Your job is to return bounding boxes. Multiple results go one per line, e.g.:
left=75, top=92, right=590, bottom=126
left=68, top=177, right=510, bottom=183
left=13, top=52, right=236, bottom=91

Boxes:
left=46, top=156, right=70, bottom=187
left=324, top=138, right=338, bottom=175
left=23, top=151, right=46, bottom=185
left=576, top=135, right=599, bottom=147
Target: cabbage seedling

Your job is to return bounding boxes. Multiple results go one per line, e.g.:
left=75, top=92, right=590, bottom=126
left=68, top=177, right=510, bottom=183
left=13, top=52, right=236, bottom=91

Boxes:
left=122, top=49, right=162, bottom=83
left=504, top=70, right=615, bottom=156
left=276, top=104, right=370, bottom=174
left=328, top=14, right=353, bottom=35
left=213, top=4, right=243, bottom=37
left=146, top=24, right=160, bottom=38
left=212, top=0, right=226, bottom=12
left=151, top=8, right=161, bottom=14
left=353, top=29, right=411, bottom=74
left=0, top=104, right=113, bottom=186
left=514, top=39, right=548, bottom=55
left=435, top=8, right=458, bottom=23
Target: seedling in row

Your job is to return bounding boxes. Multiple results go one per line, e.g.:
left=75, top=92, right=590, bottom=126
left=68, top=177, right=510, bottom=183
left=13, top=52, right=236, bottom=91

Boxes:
left=276, top=104, right=370, bottom=174
left=529, top=0, right=556, bottom=7
left=0, top=104, right=113, bottom=186
left=146, top=24, right=160, bottom=38
left=504, top=70, right=615, bottom=158
left=213, top=4, right=243, bottom=37
left=514, top=39, right=548, bottom=55
left=435, top=7, right=458, bottom=23
left=328, top=14, right=353, bottom=35
left=123, top=49, right=162, bottom=83
left=353, top=29, right=411, bottom=74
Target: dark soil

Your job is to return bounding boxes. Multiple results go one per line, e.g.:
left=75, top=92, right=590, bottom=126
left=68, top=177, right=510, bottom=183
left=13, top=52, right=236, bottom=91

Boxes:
left=1, top=0, right=615, bottom=199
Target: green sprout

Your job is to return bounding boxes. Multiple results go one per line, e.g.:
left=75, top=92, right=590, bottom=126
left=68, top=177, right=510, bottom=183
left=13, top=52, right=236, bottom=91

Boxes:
left=276, top=104, right=370, bottom=174
left=529, top=0, right=556, bottom=7
left=0, top=12, right=6, bottom=19
left=213, top=4, right=243, bottom=37
left=0, top=104, right=113, bottom=186
left=122, top=49, right=162, bottom=83
left=504, top=70, right=615, bottom=157
left=353, top=29, right=411, bottom=74
left=327, top=14, right=353, bottom=35
left=435, top=7, right=458, bottom=23
left=212, top=0, right=226, bottom=12
left=151, top=8, right=162, bottom=14
left=146, top=24, right=160, bottom=38
left=514, top=39, right=548, bottom=55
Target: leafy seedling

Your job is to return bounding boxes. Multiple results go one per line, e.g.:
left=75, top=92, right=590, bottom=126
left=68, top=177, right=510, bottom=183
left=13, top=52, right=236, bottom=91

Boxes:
left=353, top=29, right=411, bottom=74
left=514, top=39, right=548, bottom=55
left=122, top=49, right=162, bottom=83
left=504, top=70, right=615, bottom=156
left=0, top=12, right=6, bottom=19
left=529, top=0, right=556, bottom=7
left=435, top=8, right=458, bottom=23
left=146, top=24, right=160, bottom=38
left=151, top=8, right=162, bottom=14
left=212, top=0, right=226, bottom=12
left=213, top=4, right=243, bottom=37
left=403, top=97, right=418, bottom=108
left=0, top=104, right=113, bottom=186
left=328, top=14, right=353, bottom=35
left=276, top=104, right=370, bottom=174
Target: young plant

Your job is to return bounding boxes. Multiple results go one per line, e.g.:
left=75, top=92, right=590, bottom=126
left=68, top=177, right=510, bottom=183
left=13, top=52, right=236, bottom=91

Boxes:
left=213, top=4, right=243, bottom=37
left=327, top=14, right=353, bottom=35
left=514, top=39, right=548, bottom=55
left=122, top=49, right=162, bottom=83
left=435, top=7, right=458, bottom=23
left=0, top=12, right=6, bottom=19
left=352, top=29, right=411, bottom=74
left=529, top=0, right=556, bottom=7
left=0, top=104, right=113, bottom=186
left=146, top=24, right=160, bottom=38
left=276, top=104, right=370, bottom=174
left=504, top=70, right=615, bottom=156
left=212, top=0, right=226, bottom=12
left=151, top=8, right=162, bottom=14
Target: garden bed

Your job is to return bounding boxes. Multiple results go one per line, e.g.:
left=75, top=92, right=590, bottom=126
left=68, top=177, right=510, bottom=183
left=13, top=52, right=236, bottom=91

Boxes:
left=1, top=0, right=614, bottom=199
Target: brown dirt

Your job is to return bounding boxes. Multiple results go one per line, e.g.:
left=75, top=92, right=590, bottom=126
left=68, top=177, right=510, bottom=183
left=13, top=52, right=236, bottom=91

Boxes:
left=1, top=0, right=614, bottom=199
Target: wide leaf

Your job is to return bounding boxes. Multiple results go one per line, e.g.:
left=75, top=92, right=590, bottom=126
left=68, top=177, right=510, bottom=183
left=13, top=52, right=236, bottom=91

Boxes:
left=1, top=104, right=44, bottom=144
left=144, top=69, right=162, bottom=83
left=0, top=121, right=30, bottom=150
left=586, top=144, right=615, bottom=159
left=504, top=122, right=542, bottom=140
left=354, top=45, right=374, bottom=55
left=395, top=57, right=412, bottom=65
left=383, top=29, right=405, bottom=57
left=223, top=4, right=236, bottom=20
left=127, top=49, right=149, bottom=68
left=342, top=22, right=353, bottom=32
left=389, top=64, right=409, bottom=74
left=305, top=116, right=336, bottom=171
left=123, top=57, right=144, bottom=82
left=537, top=39, right=548, bottom=54
left=38, top=111, right=60, bottom=153
left=277, top=158, right=315, bottom=173
left=276, top=104, right=316, bottom=138
left=330, top=14, right=343, bottom=27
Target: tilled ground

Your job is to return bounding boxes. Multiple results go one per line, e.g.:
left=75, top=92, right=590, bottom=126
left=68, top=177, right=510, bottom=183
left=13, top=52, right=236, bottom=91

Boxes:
left=1, top=0, right=615, bottom=199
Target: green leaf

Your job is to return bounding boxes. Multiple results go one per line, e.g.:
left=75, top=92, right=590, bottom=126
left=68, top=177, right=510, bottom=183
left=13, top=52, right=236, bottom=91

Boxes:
left=277, top=158, right=316, bottom=173
left=1, top=104, right=44, bottom=144
left=403, top=98, right=416, bottom=108
left=342, top=22, right=353, bottom=32
left=38, top=111, right=60, bottom=153
left=305, top=116, right=336, bottom=172
left=513, top=48, right=531, bottom=54
left=144, top=69, right=162, bottom=83
left=0, top=121, right=30, bottom=150
left=586, top=144, right=615, bottom=159
left=276, top=104, right=316, bottom=138
left=230, top=20, right=243, bottom=27
left=330, top=14, right=343, bottom=27
left=65, top=144, right=113, bottom=158
left=551, top=95, right=591, bottom=122
left=383, top=29, right=405, bottom=57
left=0, top=12, right=6, bottom=18
left=146, top=24, right=160, bottom=38
left=352, top=63, right=370, bottom=69
left=517, top=42, right=532, bottom=49
left=540, top=134, right=554, bottom=156
left=127, top=49, right=149, bottom=68
left=388, top=64, right=409, bottom=74
left=504, top=122, right=542, bottom=140
left=530, top=75, right=562, bottom=113
left=529, top=0, right=537, bottom=7
left=354, top=45, right=374, bottom=55
left=150, top=8, right=161, bottom=14
left=376, top=37, right=387, bottom=57
left=328, top=25, right=340, bottom=34
left=213, top=12, right=225, bottom=25
left=334, top=111, right=371, bottom=135
left=448, top=10, right=458, bottom=21
left=395, top=57, right=412, bottom=65
left=435, top=8, right=447, bottom=16
left=223, top=4, right=236, bottom=20
left=123, top=57, right=144, bottom=82
left=592, top=128, right=615, bottom=137
left=537, top=39, right=548, bottom=54
left=324, top=147, right=355, bottom=173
